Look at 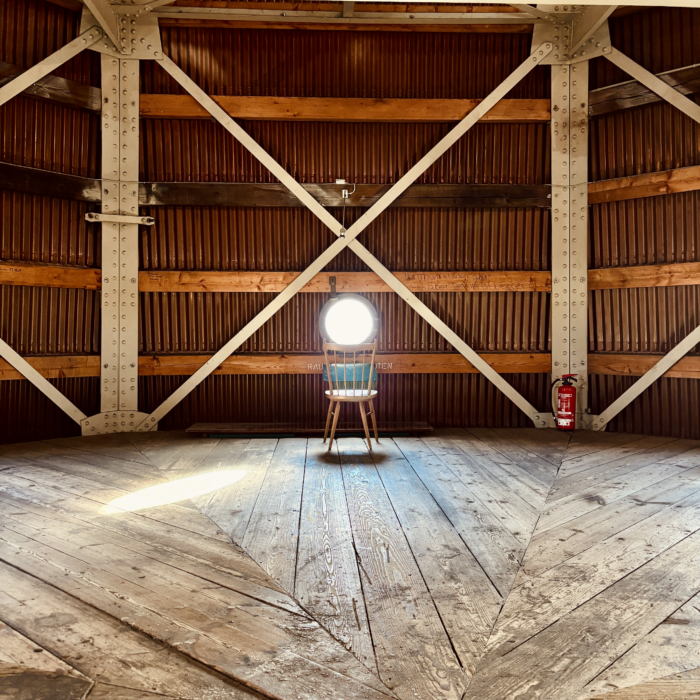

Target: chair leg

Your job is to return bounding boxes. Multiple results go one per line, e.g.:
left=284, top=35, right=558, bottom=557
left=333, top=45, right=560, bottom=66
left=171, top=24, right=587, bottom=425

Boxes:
left=328, top=401, right=342, bottom=451
left=368, top=399, right=379, bottom=443
left=359, top=401, right=372, bottom=452
left=323, top=401, right=335, bottom=442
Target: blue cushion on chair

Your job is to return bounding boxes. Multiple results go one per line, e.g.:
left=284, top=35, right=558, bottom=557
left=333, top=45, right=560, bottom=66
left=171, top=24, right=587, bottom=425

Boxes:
left=323, top=362, right=377, bottom=383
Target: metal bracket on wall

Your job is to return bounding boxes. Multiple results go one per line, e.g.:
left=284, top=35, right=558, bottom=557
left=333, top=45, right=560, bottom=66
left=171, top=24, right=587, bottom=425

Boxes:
left=86, top=213, right=154, bottom=225
left=82, top=411, right=157, bottom=435
left=81, top=7, right=163, bottom=59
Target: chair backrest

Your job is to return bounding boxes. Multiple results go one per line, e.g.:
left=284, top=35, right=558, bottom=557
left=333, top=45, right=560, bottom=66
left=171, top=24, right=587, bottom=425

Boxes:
left=322, top=341, right=377, bottom=396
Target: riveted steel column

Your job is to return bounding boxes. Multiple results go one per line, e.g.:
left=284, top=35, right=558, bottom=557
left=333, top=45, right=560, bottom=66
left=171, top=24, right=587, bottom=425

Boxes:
left=550, top=60, right=590, bottom=426
left=569, top=61, right=589, bottom=424
left=99, top=55, right=139, bottom=415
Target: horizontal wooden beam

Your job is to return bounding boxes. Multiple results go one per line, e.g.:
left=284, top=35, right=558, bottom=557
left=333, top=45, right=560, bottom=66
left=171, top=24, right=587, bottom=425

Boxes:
left=0, top=61, right=100, bottom=112
left=139, top=95, right=550, bottom=122
left=588, top=165, right=700, bottom=205
left=153, top=3, right=526, bottom=15
left=588, top=353, right=700, bottom=380
left=589, top=63, right=700, bottom=118
left=0, top=355, right=101, bottom=381
left=0, top=162, right=101, bottom=203
left=0, top=352, right=551, bottom=380
left=139, top=269, right=552, bottom=293
left=3, top=352, right=700, bottom=381
left=156, top=9, right=533, bottom=33
left=0, top=262, right=102, bottom=290
left=140, top=182, right=552, bottom=208
left=139, top=352, right=551, bottom=376
left=588, top=262, right=700, bottom=290
left=4, top=262, right=700, bottom=294
left=0, top=161, right=550, bottom=208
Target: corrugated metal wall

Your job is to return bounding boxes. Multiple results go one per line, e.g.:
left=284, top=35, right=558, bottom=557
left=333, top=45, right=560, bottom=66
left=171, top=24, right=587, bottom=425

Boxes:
left=2, top=2, right=700, bottom=442
left=135, top=24, right=553, bottom=433
left=0, top=0, right=100, bottom=442
left=587, top=7, right=700, bottom=438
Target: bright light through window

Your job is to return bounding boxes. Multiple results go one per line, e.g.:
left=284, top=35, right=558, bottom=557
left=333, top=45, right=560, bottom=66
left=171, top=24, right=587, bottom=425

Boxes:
left=324, top=297, right=374, bottom=344
left=101, top=470, right=247, bottom=514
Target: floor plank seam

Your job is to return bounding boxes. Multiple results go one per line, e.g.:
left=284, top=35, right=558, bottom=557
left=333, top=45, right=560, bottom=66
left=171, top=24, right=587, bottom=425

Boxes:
left=0, top=528, right=390, bottom=700
left=0, top=485, right=300, bottom=619
left=336, top=443, right=383, bottom=681
left=487, top=522, right=700, bottom=667
left=371, top=449, right=467, bottom=675
left=581, top=588, right=700, bottom=692
left=0, top=607, right=97, bottom=693
left=535, top=462, right=700, bottom=538
left=142, top=436, right=392, bottom=692
left=516, top=474, right=700, bottom=586
left=290, top=441, right=309, bottom=600
left=393, top=438, right=505, bottom=600
left=421, top=435, right=538, bottom=550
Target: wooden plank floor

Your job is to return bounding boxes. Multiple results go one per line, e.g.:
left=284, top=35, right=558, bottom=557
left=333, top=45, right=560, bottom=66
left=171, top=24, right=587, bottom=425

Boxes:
left=2, top=429, right=700, bottom=700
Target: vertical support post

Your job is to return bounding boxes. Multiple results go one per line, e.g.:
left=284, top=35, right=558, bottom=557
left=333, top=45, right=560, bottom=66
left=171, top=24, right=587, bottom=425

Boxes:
left=99, top=55, right=140, bottom=414
left=569, top=61, right=590, bottom=424
left=550, top=60, right=590, bottom=427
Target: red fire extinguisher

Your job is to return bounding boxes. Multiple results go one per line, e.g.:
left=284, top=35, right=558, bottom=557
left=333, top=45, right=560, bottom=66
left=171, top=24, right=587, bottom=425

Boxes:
left=551, top=374, right=577, bottom=431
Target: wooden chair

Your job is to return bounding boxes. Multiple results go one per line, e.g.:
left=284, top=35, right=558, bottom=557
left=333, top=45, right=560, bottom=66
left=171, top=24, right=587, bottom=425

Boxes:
left=322, top=340, right=379, bottom=451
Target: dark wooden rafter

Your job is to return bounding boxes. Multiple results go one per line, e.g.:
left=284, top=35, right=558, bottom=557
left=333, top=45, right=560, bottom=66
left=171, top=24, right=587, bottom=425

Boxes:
left=0, top=162, right=551, bottom=208
left=8, top=160, right=700, bottom=211
left=141, top=181, right=553, bottom=208
left=589, top=63, right=700, bottom=118
left=0, top=162, right=101, bottom=203
left=0, top=61, right=100, bottom=113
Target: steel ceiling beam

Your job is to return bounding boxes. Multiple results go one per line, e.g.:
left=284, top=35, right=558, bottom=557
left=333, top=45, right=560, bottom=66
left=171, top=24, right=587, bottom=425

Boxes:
left=135, top=43, right=554, bottom=433
left=153, top=6, right=540, bottom=26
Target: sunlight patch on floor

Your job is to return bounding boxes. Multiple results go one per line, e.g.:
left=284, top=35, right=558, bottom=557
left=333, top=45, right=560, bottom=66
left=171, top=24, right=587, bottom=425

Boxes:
left=101, top=470, right=247, bottom=514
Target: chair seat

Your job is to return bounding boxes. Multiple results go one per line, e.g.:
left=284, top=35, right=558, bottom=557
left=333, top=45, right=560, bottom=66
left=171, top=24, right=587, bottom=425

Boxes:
left=325, top=389, right=378, bottom=401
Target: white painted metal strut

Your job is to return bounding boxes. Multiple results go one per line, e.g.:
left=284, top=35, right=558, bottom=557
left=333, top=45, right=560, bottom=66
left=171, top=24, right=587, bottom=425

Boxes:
left=593, top=323, right=700, bottom=431
left=83, top=0, right=122, bottom=52
left=0, top=339, right=87, bottom=424
left=550, top=61, right=591, bottom=427
left=0, top=27, right=103, bottom=108
left=95, top=55, right=141, bottom=418
left=137, top=44, right=554, bottom=432
left=568, top=5, right=617, bottom=57
left=605, top=48, right=700, bottom=126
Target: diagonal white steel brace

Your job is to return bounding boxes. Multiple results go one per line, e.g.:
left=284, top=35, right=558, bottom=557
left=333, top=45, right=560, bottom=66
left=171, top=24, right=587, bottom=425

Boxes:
left=136, top=44, right=553, bottom=431
left=605, top=48, right=700, bottom=126
left=0, top=339, right=87, bottom=424
left=592, top=322, right=700, bottom=431
left=0, top=27, right=103, bottom=108
left=83, top=0, right=121, bottom=50
left=568, top=5, right=617, bottom=57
